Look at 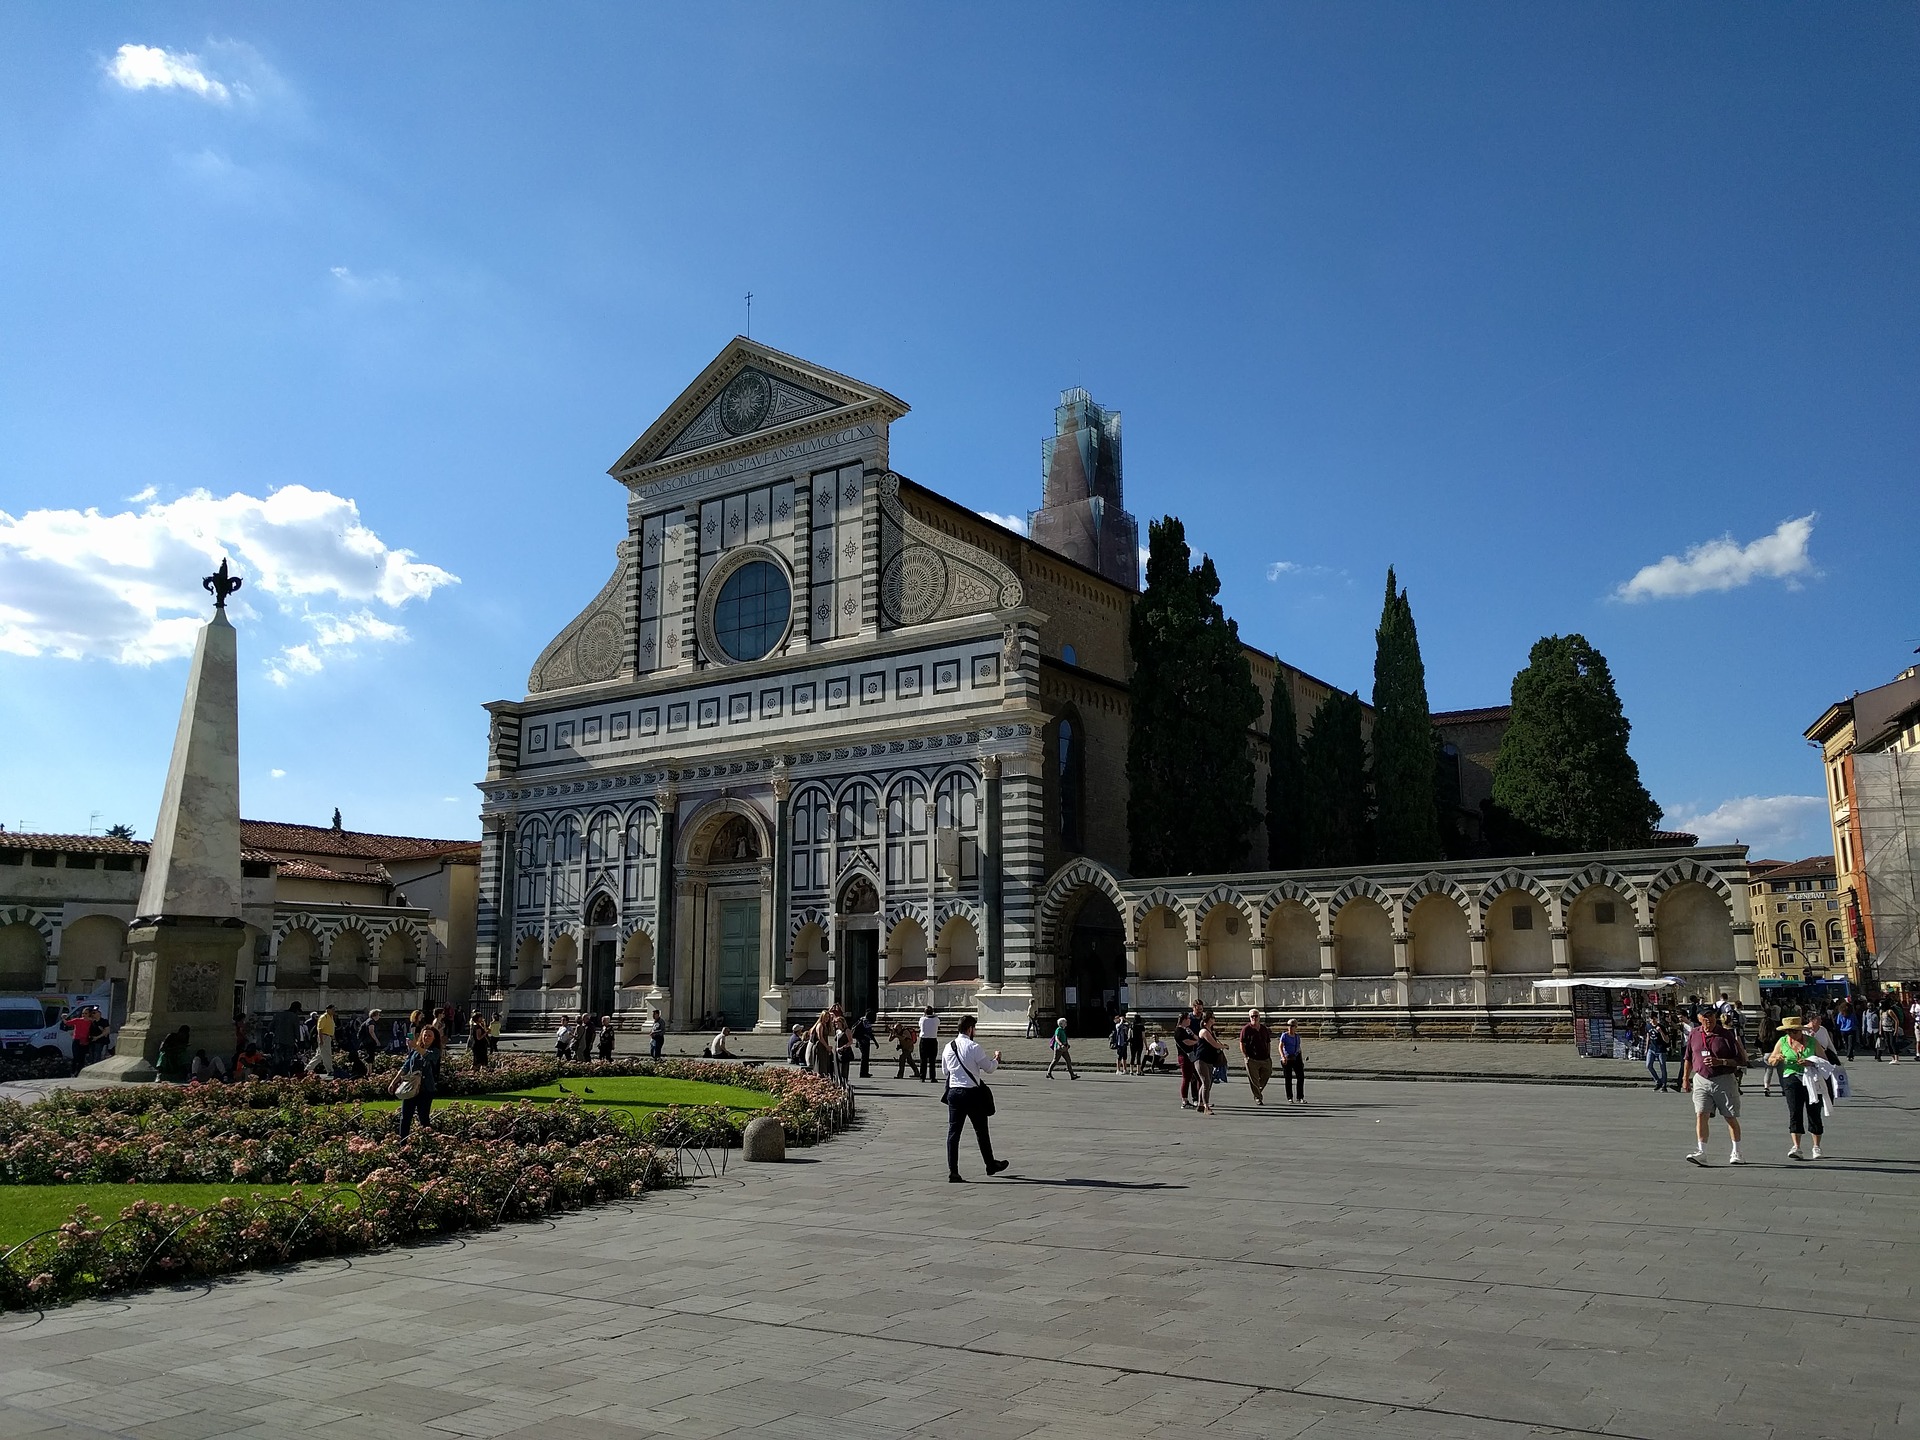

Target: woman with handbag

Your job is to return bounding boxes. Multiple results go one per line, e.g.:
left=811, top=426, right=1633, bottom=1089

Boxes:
left=941, top=1016, right=1010, bottom=1182
left=392, top=1026, right=442, bottom=1139
left=1192, top=1019, right=1227, bottom=1115
left=1045, top=1014, right=1078, bottom=1080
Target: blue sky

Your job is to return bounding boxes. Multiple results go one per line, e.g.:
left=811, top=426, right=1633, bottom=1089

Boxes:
left=2, top=5, right=1914, bottom=859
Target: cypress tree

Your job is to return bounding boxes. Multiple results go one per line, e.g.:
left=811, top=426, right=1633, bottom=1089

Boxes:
left=1127, top=517, right=1263, bottom=876
left=1491, top=634, right=1663, bottom=853
left=1370, top=567, right=1443, bottom=863
left=1265, top=669, right=1307, bottom=869
left=1300, top=690, right=1371, bottom=867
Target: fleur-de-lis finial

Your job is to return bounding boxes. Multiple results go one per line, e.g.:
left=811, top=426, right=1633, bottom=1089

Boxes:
left=202, top=558, right=243, bottom=611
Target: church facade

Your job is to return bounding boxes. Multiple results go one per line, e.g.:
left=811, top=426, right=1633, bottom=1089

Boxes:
left=476, top=340, right=1756, bottom=1036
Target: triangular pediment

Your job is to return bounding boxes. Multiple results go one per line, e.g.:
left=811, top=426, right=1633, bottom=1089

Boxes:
left=609, top=337, right=909, bottom=483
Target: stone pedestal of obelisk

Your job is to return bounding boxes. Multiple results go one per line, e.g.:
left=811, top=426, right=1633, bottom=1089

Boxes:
left=91, top=564, right=249, bottom=1082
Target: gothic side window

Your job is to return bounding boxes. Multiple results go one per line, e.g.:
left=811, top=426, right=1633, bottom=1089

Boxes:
left=1057, top=716, right=1082, bottom=853
left=586, top=811, right=618, bottom=866
left=623, top=807, right=659, bottom=904
left=552, top=815, right=582, bottom=909
left=791, top=786, right=832, bottom=893
left=516, top=820, right=548, bottom=911
left=838, top=780, right=879, bottom=876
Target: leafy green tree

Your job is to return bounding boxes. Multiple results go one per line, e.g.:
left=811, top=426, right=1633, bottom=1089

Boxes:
left=1491, top=634, right=1662, bottom=853
left=1300, top=690, right=1371, bottom=867
left=1128, top=517, right=1263, bottom=875
left=1370, top=567, right=1442, bottom=863
left=1265, top=670, right=1307, bottom=869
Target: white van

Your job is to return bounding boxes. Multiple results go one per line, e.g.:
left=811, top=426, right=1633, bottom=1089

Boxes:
left=0, top=996, right=71, bottom=1062
left=0, top=984, right=115, bottom=1064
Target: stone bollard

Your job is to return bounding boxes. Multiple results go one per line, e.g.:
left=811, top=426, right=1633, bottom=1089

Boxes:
left=741, top=1116, right=786, bottom=1163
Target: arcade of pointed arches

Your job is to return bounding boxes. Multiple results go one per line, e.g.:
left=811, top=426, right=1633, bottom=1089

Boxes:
left=1038, top=852, right=1749, bottom=1014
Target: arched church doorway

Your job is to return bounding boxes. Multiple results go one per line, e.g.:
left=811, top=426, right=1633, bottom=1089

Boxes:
left=585, top=893, right=619, bottom=1018
left=838, top=875, right=879, bottom=1019
left=685, top=809, right=766, bottom=1031
left=1065, top=892, right=1124, bottom=1036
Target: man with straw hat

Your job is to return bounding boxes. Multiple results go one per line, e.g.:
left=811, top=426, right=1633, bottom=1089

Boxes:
left=1765, top=1016, right=1825, bottom=1161
left=1679, top=1004, right=1746, bottom=1166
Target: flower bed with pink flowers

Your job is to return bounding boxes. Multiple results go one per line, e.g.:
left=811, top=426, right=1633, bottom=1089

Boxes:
left=0, top=1057, right=851, bottom=1309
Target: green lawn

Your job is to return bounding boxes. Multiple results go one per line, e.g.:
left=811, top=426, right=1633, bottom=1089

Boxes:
left=359, top=1074, right=775, bottom=1117
left=0, top=1183, right=300, bottom=1249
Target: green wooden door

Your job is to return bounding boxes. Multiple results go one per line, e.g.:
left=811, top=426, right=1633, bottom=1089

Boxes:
left=717, top=900, right=760, bottom=1029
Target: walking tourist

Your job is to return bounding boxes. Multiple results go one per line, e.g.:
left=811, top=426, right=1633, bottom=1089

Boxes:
left=941, top=1015, right=1009, bottom=1182
left=468, top=1012, right=493, bottom=1069
left=890, top=1019, right=919, bottom=1078
left=1681, top=1005, right=1747, bottom=1166
left=1110, top=1012, right=1129, bottom=1074
left=598, top=1017, right=615, bottom=1061
left=555, top=1018, right=574, bottom=1059
left=1127, top=1010, right=1145, bottom=1074
left=1908, top=994, right=1920, bottom=1059
left=1239, top=1008, right=1273, bottom=1104
left=1045, top=1013, right=1078, bottom=1079
left=1886, top=998, right=1907, bottom=1062
left=1192, top=1018, right=1226, bottom=1114
left=392, top=1026, right=441, bottom=1139
left=1836, top=999, right=1857, bottom=1060
left=1279, top=1019, right=1306, bottom=1102
left=1863, top=1001, right=1882, bottom=1060
left=835, top=1020, right=855, bottom=1084
left=855, top=1009, right=874, bottom=1078
left=1644, top=1012, right=1670, bottom=1092
left=573, top=1013, right=596, bottom=1061
left=917, top=1006, right=940, bottom=1084
left=312, top=1003, right=338, bottom=1076
left=1174, top=1007, right=1200, bottom=1109
left=1766, top=1017, right=1825, bottom=1160
left=649, top=1008, right=665, bottom=1059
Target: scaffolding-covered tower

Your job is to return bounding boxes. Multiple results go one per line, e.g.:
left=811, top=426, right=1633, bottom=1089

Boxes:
left=1028, top=388, right=1140, bottom=591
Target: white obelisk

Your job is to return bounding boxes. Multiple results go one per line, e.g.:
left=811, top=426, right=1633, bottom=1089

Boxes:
left=93, top=561, right=248, bottom=1081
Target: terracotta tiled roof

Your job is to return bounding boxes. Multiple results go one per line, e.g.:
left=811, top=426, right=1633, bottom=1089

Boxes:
left=1650, top=829, right=1699, bottom=846
left=1432, top=706, right=1512, bottom=725
left=273, top=858, right=393, bottom=887
left=0, top=833, right=280, bottom=864
left=0, top=833, right=146, bottom=855
left=240, top=820, right=479, bottom=863
left=1756, top=855, right=1836, bottom=882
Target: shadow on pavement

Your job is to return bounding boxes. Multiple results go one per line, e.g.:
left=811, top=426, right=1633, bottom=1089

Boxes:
left=999, top=1177, right=1187, bottom=1190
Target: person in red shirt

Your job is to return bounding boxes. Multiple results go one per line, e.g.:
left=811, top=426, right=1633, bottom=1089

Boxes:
left=1679, top=1007, right=1747, bottom=1165
left=60, top=1009, right=95, bottom=1076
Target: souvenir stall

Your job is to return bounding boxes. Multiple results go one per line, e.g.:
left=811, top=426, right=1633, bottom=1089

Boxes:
left=1532, top=977, right=1679, bottom=1059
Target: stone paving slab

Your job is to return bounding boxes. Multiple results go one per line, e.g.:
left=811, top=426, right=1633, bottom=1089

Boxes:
left=3, top=1065, right=1918, bottom=1438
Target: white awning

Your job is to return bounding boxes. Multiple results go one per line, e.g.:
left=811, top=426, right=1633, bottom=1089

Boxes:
left=1530, top=977, right=1681, bottom=992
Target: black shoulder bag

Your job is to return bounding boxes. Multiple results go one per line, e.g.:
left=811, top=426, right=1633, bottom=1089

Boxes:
left=941, top=1041, right=996, bottom=1115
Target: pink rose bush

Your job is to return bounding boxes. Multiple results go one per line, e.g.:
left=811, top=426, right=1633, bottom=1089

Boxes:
left=1, top=1057, right=851, bottom=1309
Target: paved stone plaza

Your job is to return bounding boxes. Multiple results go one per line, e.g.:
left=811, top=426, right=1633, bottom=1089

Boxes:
left=2, top=1066, right=1916, bottom=1440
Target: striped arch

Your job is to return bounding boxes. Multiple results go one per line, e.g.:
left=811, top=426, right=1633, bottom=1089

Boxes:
left=619, top=916, right=656, bottom=945
left=1401, top=871, right=1474, bottom=926
left=787, top=906, right=831, bottom=951
left=1560, top=864, right=1646, bottom=926
left=0, top=906, right=56, bottom=945
left=1192, top=883, right=1256, bottom=931
left=513, top=922, right=549, bottom=955
left=1255, top=882, right=1324, bottom=943
left=1129, top=886, right=1190, bottom=946
left=1478, top=868, right=1558, bottom=927
left=1327, top=876, right=1396, bottom=922
left=883, top=901, right=932, bottom=949
left=324, top=913, right=378, bottom=953
left=1037, top=858, right=1128, bottom=952
left=272, top=912, right=324, bottom=943
left=1645, top=859, right=1735, bottom=916
left=931, top=898, right=984, bottom=935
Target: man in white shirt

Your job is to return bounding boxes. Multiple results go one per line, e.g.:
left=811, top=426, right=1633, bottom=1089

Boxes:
left=917, top=1007, right=941, bottom=1086
left=942, top=1016, right=1011, bottom=1182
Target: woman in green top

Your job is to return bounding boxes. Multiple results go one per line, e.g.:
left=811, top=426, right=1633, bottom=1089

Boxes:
left=1766, top=1017, right=1825, bottom=1160
left=1045, top=1015, right=1078, bottom=1080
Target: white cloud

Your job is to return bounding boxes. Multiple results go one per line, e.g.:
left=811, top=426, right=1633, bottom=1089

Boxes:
left=0, top=486, right=457, bottom=678
left=107, top=44, right=231, bottom=102
left=269, top=768, right=286, bottom=779
left=1266, top=560, right=1343, bottom=581
left=979, top=510, right=1028, bottom=535
left=329, top=266, right=403, bottom=300
left=1616, top=515, right=1817, bottom=602
left=1663, top=794, right=1828, bottom=855
left=126, top=485, right=157, bottom=504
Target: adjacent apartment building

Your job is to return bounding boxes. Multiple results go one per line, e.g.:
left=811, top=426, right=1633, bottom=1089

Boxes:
left=1806, top=665, right=1920, bottom=990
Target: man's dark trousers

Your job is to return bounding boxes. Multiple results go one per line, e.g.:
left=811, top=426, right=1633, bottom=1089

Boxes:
left=919, top=1037, right=939, bottom=1083
left=946, top=1087, right=997, bottom=1175
left=857, top=1037, right=871, bottom=1079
